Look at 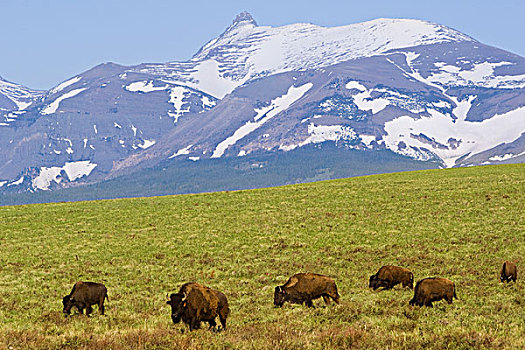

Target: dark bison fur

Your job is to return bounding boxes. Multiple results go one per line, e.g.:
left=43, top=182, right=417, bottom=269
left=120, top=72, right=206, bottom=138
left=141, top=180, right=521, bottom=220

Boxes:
left=274, top=272, right=340, bottom=308
left=369, top=265, right=414, bottom=290
left=409, top=277, right=457, bottom=307
left=62, top=281, right=108, bottom=316
left=167, top=282, right=230, bottom=332
left=500, top=261, right=517, bottom=283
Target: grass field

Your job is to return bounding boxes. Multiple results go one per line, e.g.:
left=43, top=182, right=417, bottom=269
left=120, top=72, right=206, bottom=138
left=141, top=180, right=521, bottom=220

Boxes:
left=0, top=164, right=523, bottom=349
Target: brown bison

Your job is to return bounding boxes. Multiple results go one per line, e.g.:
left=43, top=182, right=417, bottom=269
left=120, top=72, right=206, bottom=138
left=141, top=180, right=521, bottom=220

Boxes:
left=409, top=277, right=457, bottom=307
left=62, top=281, right=108, bottom=316
left=274, top=273, right=340, bottom=308
left=500, top=261, right=517, bottom=283
left=167, top=282, right=230, bottom=331
left=369, top=265, right=414, bottom=290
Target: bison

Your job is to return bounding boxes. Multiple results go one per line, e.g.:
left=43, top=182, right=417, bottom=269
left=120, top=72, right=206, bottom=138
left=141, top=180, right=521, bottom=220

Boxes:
left=166, top=282, right=229, bottom=332
left=500, top=261, right=517, bottom=283
left=62, top=281, right=108, bottom=316
left=409, top=277, right=457, bottom=307
left=274, top=272, right=340, bottom=308
left=369, top=265, right=414, bottom=290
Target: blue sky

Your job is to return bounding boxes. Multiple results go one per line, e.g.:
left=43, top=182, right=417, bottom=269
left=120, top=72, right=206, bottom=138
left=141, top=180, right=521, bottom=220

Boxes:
left=1, top=0, right=523, bottom=90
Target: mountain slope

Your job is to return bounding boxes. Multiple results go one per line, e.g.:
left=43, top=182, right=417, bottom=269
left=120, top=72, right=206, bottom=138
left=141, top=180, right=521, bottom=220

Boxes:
left=114, top=40, right=525, bottom=174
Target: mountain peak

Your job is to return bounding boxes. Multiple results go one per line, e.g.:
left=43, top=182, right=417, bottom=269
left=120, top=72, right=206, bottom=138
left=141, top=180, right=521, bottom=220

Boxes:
left=232, top=11, right=257, bottom=26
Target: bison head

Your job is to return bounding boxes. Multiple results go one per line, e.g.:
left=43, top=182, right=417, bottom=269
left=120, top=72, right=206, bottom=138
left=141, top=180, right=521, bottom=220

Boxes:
left=274, top=286, right=286, bottom=307
left=368, top=275, right=379, bottom=290
left=62, top=295, right=74, bottom=315
left=166, top=293, right=186, bottom=324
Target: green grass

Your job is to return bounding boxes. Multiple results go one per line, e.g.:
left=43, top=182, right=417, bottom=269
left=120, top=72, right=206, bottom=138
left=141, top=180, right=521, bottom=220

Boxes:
left=0, top=164, right=523, bottom=349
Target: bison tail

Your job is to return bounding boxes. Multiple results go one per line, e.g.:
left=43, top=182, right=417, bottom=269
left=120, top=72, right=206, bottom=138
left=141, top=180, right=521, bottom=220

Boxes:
left=453, top=284, right=458, bottom=300
left=105, top=293, right=109, bottom=302
left=409, top=272, right=414, bottom=289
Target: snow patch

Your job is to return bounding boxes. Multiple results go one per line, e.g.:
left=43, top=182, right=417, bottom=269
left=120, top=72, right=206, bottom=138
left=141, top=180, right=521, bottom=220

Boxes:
left=489, top=151, right=525, bottom=161
left=280, top=123, right=357, bottom=151
left=41, top=88, right=87, bottom=115
left=211, top=83, right=312, bottom=158
left=345, top=81, right=366, bottom=91
left=8, top=175, right=24, bottom=187
left=50, top=76, right=81, bottom=95
left=125, top=81, right=166, bottom=93
left=138, top=139, right=156, bottom=149
left=32, top=161, right=97, bottom=190
left=202, top=95, right=216, bottom=109
left=168, top=86, right=190, bottom=122
left=169, top=144, right=193, bottom=159
left=360, top=134, right=377, bottom=147
left=189, top=60, right=243, bottom=99
left=406, top=57, right=525, bottom=89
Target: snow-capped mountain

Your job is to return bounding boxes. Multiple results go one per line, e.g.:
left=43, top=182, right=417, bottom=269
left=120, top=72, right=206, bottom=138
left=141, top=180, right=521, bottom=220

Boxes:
left=1, top=12, right=524, bottom=197
left=130, top=13, right=475, bottom=99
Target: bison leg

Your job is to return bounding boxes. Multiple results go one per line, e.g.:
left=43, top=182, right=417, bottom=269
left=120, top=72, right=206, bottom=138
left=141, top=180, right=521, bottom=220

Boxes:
left=98, top=295, right=105, bottom=315
left=207, top=318, right=217, bottom=331
left=99, top=297, right=105, bottom=315
left=305, top=300, right=314, bottom=308
left=219, top=314, right=227, bottom=331
left=189, top=319, right=201, bottom=331
left=322, top=295, right=331, bottom=305
left=86, top=305, right=93, bottom=316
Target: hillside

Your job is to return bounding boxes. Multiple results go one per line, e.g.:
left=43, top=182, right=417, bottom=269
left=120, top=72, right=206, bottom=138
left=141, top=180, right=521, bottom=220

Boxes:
left=0, top=164, right=523, bottom=349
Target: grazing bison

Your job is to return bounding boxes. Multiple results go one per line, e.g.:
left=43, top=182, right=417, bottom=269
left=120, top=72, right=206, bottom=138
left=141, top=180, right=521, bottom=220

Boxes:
left=274, top=272, right=340, bottom=308
left=500, top=261, right=517, bottom=283
left=369, top=265, right=414, bottom=290
left=409, top=277, right=457, bottom=307
left=62, top=281, right=108, bottom=316
left=166, top=282, right=229, bottom=331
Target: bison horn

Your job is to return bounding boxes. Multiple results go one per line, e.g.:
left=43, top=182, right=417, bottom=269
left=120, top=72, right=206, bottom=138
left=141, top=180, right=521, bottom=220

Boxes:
left=182, top=292, right=187, bottom=301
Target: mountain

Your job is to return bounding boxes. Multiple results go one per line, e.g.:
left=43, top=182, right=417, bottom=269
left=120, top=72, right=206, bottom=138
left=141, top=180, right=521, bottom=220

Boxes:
left=0, top=12, right=524, bottom=199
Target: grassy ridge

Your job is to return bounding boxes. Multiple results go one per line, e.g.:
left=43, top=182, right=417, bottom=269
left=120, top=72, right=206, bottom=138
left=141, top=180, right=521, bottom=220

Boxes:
left=0, top=164, right=523, bottom=349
